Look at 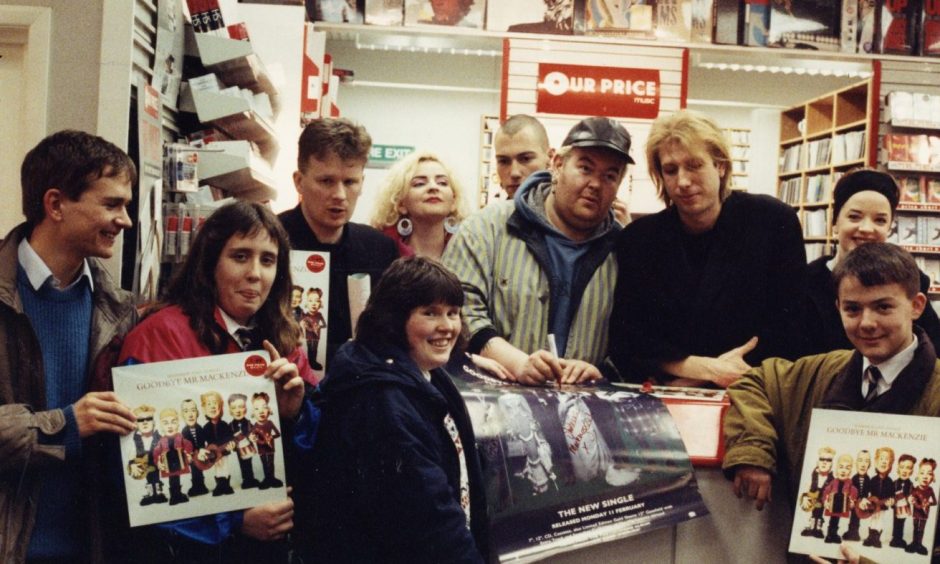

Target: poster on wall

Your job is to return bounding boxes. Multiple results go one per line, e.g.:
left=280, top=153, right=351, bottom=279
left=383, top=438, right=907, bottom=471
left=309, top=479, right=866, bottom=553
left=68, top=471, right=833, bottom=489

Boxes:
left=404, top=0, right=484, bottom=28
left=135, top=78, right=163, bottom=303
left=153, top=0, right=185, bottom=107
left=113, top=352, right=288, bottom=527
left=584, top=0, right=655, bottom=36
left=486, top=0, right=579, bottom=34
left=290, top=251, right=331, bottom=381
left=450, top=364, right=708, bottom=562
left=306, top=0, right=365, bottom=23
left=365, top=0, right=404, bottom=25
left=788, top=409, right=940, bottom=563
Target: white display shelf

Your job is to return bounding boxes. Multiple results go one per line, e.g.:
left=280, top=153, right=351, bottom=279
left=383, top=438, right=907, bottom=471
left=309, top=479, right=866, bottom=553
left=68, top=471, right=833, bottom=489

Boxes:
left=312, top=22, right=908, bottom=69
left=189, top=31, right=282, bottom=116
left=897, top=202, right=940, bottom=213
left=890, top=118, right=940, bottom=130
left=198, top=140, right=277, bottom=202
left=179, top=85, right=279, bottom=163
left=901, top=244, right=940, bottom=254
left=888, top=161, right=940, bottom=173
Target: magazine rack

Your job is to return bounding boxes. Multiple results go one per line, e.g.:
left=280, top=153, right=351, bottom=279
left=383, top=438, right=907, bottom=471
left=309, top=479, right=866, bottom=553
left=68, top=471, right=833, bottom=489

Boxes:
left=197, top=140, right=277, bottom=202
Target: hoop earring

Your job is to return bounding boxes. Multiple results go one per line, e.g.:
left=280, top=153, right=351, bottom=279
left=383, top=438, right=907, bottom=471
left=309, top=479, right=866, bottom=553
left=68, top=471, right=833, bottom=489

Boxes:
left=397, top=217, right=413, bottom=237
left=444, top=215, right=459, bottom=234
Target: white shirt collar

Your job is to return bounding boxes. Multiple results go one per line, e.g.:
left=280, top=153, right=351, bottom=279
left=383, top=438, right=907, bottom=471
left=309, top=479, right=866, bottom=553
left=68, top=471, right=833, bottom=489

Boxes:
left=217, top=307, right=253, bottom=342
left=17, top=238, right=94, bottom=291
left=861, top=334, right=919, bottom=397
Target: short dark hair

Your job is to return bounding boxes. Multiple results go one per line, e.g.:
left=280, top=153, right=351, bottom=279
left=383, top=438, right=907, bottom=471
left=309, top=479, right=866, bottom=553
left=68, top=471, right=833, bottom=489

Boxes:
left=498, top=114, right=550, bottom=150
left=833, top=242, right=920, bottom=299
left=20, top=129, right=137, bottom=225
left=161, top=201, right=301, bottom=356
left=355, top=256, right=466, bottom=354
left=297, top=118, right=371, bottom=171
left=831, top=168, right=900, bottom=224
left=898, top=453, right=916, bottom=466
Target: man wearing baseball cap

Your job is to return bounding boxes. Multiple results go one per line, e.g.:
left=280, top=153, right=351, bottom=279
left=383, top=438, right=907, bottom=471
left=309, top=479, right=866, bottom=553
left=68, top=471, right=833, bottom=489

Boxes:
left=443, top=116, right=632, bottom=386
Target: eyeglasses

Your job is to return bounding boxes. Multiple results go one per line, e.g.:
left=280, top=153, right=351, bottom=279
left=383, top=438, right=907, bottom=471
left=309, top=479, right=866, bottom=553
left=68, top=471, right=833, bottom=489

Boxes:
left=819, top=457, right=833, bottom=462
left=137, top=417, right=154, bottom=422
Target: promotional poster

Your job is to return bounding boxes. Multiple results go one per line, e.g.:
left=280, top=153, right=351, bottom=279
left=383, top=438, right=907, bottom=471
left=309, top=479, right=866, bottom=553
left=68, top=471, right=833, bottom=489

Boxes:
left=487, top=0, right=579, bottom=34
left=450, top=364, right=708, bottom=562
left=584, top=0, right=655, bottom=36
left=789, top=409, right=940, bottom=563
left=767, top=0, right=843, bottom=50
left=365, top=0, right=405, bottom=25
left=404, top=0, right=484, bottom=28
left=290, top=250, right=331, bottom=381
left=113, top=352, right=287, bottom=527
left=307, top=0, right=365, bottom=23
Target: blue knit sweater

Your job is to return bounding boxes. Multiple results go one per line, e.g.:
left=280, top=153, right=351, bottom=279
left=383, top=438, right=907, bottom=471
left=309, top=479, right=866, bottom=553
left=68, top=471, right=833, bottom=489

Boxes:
left=17, top=265, right=90, bottom=559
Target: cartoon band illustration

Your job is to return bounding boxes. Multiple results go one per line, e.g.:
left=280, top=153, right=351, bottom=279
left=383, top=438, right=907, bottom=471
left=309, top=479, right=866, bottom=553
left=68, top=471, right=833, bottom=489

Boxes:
left=127, top=390, right=283, bottom=507
left=798, top=446, right=937, bottom=556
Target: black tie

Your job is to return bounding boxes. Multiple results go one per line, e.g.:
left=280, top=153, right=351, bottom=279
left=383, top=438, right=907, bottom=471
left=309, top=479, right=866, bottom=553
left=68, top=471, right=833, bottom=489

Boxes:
left=235, top=328, right=254, bottom=351
left=864, top=366, right=883, bottom=404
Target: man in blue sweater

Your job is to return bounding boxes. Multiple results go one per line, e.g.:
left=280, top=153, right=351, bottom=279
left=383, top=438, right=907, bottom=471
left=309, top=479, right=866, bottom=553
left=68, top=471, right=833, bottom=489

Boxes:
left=0, top=130, right=140, bottom=563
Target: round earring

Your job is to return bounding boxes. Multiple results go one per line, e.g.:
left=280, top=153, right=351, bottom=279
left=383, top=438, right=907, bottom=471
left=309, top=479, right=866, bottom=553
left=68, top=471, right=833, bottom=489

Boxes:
left=396, top=217, right=413, bottom=237
left=444, top=215, right=459, bottom=234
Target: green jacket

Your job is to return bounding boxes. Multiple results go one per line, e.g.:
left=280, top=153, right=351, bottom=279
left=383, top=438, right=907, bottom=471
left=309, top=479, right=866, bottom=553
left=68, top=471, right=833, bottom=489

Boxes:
left=723, top=346, right=940, bottom=498
left=0, top=223, right=138, bottom=564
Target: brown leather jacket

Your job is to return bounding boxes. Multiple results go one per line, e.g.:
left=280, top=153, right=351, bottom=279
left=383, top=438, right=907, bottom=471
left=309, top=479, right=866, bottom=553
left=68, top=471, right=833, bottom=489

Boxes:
left=0, top=223, right=137, bottom=563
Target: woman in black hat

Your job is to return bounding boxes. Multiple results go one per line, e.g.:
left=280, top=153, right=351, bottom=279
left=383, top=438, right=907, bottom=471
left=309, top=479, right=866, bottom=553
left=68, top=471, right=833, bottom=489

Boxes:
left=803, top=168, right=940, bottom=354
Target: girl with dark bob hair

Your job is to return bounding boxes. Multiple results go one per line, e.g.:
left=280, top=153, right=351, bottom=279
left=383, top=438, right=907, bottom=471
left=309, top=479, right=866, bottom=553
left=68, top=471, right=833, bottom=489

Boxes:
left=294, top=256, right=489, bottom=563
left=117, top=200, right=311, bottom=563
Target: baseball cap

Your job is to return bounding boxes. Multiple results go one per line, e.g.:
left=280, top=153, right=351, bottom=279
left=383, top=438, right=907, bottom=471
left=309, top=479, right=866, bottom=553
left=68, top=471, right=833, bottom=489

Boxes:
left=561, top=117, right=634, bottom=164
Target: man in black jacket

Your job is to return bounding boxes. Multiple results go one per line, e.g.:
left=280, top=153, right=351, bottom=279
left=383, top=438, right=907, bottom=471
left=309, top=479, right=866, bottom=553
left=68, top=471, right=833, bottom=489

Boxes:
left=278, top=118, right=398, bottom=367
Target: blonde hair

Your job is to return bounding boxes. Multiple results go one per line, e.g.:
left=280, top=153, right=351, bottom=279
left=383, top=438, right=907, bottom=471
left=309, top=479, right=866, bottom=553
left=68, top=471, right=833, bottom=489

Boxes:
left=646, top=109, right=733, bottom=206
left=371, top=151, right=469, bottom=228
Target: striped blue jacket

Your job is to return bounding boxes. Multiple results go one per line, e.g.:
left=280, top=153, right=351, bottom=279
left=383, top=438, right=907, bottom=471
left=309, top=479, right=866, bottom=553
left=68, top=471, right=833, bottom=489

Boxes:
left=442, top=182, right=619, bottom=365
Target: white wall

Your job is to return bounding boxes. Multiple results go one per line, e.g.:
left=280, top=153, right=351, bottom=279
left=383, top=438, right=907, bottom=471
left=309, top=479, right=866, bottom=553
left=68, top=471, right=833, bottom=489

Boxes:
left=0, top=0, right=102, bottom=134
left=237, top=2, right=305, bottom=214
left=315, top=39, right=501, bottom=224
left=0, top=40, right=25, bottom=234
left=343, top=84, right=499, bottom=224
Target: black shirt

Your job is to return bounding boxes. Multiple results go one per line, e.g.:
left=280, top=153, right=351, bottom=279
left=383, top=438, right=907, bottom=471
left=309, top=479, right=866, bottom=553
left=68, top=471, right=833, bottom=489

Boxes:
left=278, top=205, right=399, bottom=365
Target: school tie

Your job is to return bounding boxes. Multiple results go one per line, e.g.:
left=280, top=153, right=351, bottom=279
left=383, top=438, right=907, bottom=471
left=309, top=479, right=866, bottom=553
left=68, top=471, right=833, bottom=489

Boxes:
left=235, top=328, right=254, bottom=351
left=864, top=366, right=884, bottom=404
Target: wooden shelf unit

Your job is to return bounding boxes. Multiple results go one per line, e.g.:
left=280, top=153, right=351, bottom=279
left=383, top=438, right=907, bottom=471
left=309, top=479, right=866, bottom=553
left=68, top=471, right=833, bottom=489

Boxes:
left=776, top=79, right=875, bottom=262
left=725, top=127, right=750, bottom=192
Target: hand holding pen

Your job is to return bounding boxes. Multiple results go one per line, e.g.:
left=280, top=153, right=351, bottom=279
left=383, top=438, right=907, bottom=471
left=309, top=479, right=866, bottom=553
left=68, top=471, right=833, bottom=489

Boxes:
left=547, top=334, right=603, bottom=386
left=547, top=334, right=562, bottom=389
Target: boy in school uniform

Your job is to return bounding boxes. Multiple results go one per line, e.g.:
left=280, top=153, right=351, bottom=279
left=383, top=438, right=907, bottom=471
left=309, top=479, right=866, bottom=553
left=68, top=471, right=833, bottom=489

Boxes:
left=723, top=243, right=940, bottom=555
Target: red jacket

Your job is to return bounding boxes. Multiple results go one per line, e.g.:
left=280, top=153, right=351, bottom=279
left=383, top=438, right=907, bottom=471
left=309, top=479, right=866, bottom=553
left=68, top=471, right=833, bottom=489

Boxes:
left=118, top=305, right=315, bottom=385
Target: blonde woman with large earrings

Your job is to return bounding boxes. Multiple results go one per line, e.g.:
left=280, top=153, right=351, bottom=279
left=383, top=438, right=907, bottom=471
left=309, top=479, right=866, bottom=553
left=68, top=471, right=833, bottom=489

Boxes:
left=371, top=151, right=469, bottom=260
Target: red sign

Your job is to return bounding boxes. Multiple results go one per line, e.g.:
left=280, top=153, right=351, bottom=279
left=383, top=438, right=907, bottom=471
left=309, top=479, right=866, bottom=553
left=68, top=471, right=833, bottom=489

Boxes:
left=306, top=253, right=326, bottom=273
left=536, top=63, right=661, bottom=119
left=244, top=354, right=268, bottom=376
